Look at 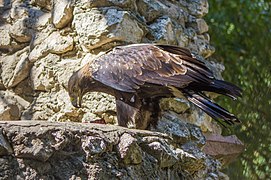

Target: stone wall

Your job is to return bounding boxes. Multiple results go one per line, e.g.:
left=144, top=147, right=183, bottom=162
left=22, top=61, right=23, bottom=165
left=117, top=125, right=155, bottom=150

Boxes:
left=0, top=0, right=220, bottom=130
left=0, top=0, right=240, bottom=179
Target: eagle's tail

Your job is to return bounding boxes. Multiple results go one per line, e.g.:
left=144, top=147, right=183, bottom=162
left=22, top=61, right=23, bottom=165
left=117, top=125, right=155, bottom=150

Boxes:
left=184, top=90, right=241, bottom=126
left=188, top=80, right=242, bottom=100
left=209, top=80, right=242, bottom=99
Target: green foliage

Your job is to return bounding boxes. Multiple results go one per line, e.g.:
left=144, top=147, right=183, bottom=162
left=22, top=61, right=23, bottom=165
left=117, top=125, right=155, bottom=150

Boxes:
left=206, top=0, right=271, bottom=179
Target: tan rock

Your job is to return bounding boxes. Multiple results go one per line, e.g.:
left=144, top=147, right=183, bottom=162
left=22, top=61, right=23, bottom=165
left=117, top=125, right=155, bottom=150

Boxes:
left=196, top=35, right=215, bottom=58
left=196, top=19, right=209, bottom=34
left=30, top=54, right=60, bottom=91
left=0, top=91, right=30, bottom=120
left=74, top=0, right=136, bottom=10
left=0, top=47, right=31, bottom=88
left=203, top=133, right=245, bottom=167
left=29, top=31, right=74, bottom=62
left=72, top=8, right=144, bottom=51
left=53, top=0, right=74, bottom=29
left=187, top=16, right=209, bottom=34
left=0, top=75, right=4, bottom=90
left=160, top=98, right=190, bottom=114
left=0, top=24, right=11, bottom=49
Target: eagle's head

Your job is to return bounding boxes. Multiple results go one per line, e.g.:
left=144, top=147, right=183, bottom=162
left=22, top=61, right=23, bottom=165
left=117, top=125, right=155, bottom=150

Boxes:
left=68, top=65, right=95, bottom=108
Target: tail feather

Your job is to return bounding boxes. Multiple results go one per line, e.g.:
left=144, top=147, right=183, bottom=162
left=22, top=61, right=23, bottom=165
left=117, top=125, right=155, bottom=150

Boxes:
left=211, top=80, right=242, bottom=99
left=188, top=79, right=242, bottom=100
left=185, top=91, right=241, bottom=126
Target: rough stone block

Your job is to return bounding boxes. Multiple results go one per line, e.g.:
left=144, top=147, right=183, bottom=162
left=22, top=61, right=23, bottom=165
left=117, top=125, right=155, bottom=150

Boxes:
left=53, top=0, right=74, bottom=29
left=72, top=8, right=144, bottom=51
left=117, top=133, right=142, bottom=165
left=0, top=91, right=30, bottom=120
left=29, top=31, right=74, bottom=62
left=0, top=47, right=31, bottom=88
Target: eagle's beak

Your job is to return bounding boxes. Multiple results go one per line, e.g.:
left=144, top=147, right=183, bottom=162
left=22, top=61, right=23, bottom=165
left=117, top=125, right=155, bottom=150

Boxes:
left=70, top=94, right=82, bottom=108
left=71, top=96, right=79, bottom=108
left=78, top=94, right=82, bottom=108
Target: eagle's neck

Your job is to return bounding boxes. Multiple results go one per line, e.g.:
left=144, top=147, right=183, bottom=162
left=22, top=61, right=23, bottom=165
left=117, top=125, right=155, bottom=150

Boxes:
left=78, top=62, right=116, bottom=96
left=80, top=77, right=115, bottom=97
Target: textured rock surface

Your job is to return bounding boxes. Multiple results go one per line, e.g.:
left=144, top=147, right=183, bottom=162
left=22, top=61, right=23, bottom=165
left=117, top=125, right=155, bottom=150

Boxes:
left=0, top=121, right=228, bottom=179
left=0, top=0, right=217, bottom=129
left=0, top=0, right=240, bottom=178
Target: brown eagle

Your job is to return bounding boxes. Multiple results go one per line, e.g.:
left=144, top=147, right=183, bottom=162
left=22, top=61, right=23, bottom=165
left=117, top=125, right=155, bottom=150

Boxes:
left=68, top=44, right=241, bottom=129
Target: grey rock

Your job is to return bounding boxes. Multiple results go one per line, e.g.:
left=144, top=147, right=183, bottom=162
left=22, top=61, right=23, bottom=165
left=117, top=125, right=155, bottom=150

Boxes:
left=148, top=16, right=177, bottom=44
left=117, top=133, right=142, bottom=165
left=0, top=0, right=10, bottom=8
left=187, top=0, right=209, bottom=18
left=29, top=10, right=51, bottom=31
left=137, top=0, right=164, bottom=22
left=0, top=119, right=227, bottom=179
left=137, top=0, right=187, bottom=24
left=0, top=129, right=13, bottom=155
left=152, top=112, right=206, bottom=147
left=10, top=18, right=32, bottom=43
left=140, top=136, right=178, bottom=168
left=82, top=136, right=107, bottom=159
left=14, top=137, right=54, bottom=162
left=9, top=3, right=29, bottom=20
left=30, top=0, right=52, bottom=11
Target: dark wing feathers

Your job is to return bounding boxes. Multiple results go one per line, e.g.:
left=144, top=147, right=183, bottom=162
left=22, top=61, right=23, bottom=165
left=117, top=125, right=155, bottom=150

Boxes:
left=93, top=44, right=202, bottom=91
left=92, top=44, right=240, bottom=99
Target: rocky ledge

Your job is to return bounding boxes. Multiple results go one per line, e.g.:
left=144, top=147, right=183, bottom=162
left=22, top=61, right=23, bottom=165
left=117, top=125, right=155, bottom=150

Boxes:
left=0, top=120, right=231, bottom=180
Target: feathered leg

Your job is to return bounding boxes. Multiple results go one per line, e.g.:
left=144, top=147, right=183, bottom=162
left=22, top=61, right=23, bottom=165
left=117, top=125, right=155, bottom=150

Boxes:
left=116, top=99, right=139, bottom=128
left=115, top=97, right=160, bottom=129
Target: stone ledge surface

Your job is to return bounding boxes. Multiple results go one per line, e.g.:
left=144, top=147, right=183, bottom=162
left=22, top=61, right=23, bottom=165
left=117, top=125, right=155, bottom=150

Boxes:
left=0, top=121, right=227, bottom=179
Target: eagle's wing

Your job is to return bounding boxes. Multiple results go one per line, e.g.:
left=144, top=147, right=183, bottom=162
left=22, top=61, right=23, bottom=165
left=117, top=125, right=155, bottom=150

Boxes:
left=92, top=44, right=214, bottom=93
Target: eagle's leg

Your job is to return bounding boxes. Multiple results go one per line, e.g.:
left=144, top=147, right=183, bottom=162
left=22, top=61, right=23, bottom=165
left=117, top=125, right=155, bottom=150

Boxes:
left=115, top=99, right=140, bottom=128
left=115, top=93, right=161, bottom=129
left=115, top=99, right=156, bottom=130
left=139, top=97, right=161, bottom=129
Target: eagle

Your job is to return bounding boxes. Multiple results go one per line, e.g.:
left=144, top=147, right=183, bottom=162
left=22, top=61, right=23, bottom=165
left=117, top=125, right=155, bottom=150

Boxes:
left=68, top=44, right=241, bottom=129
